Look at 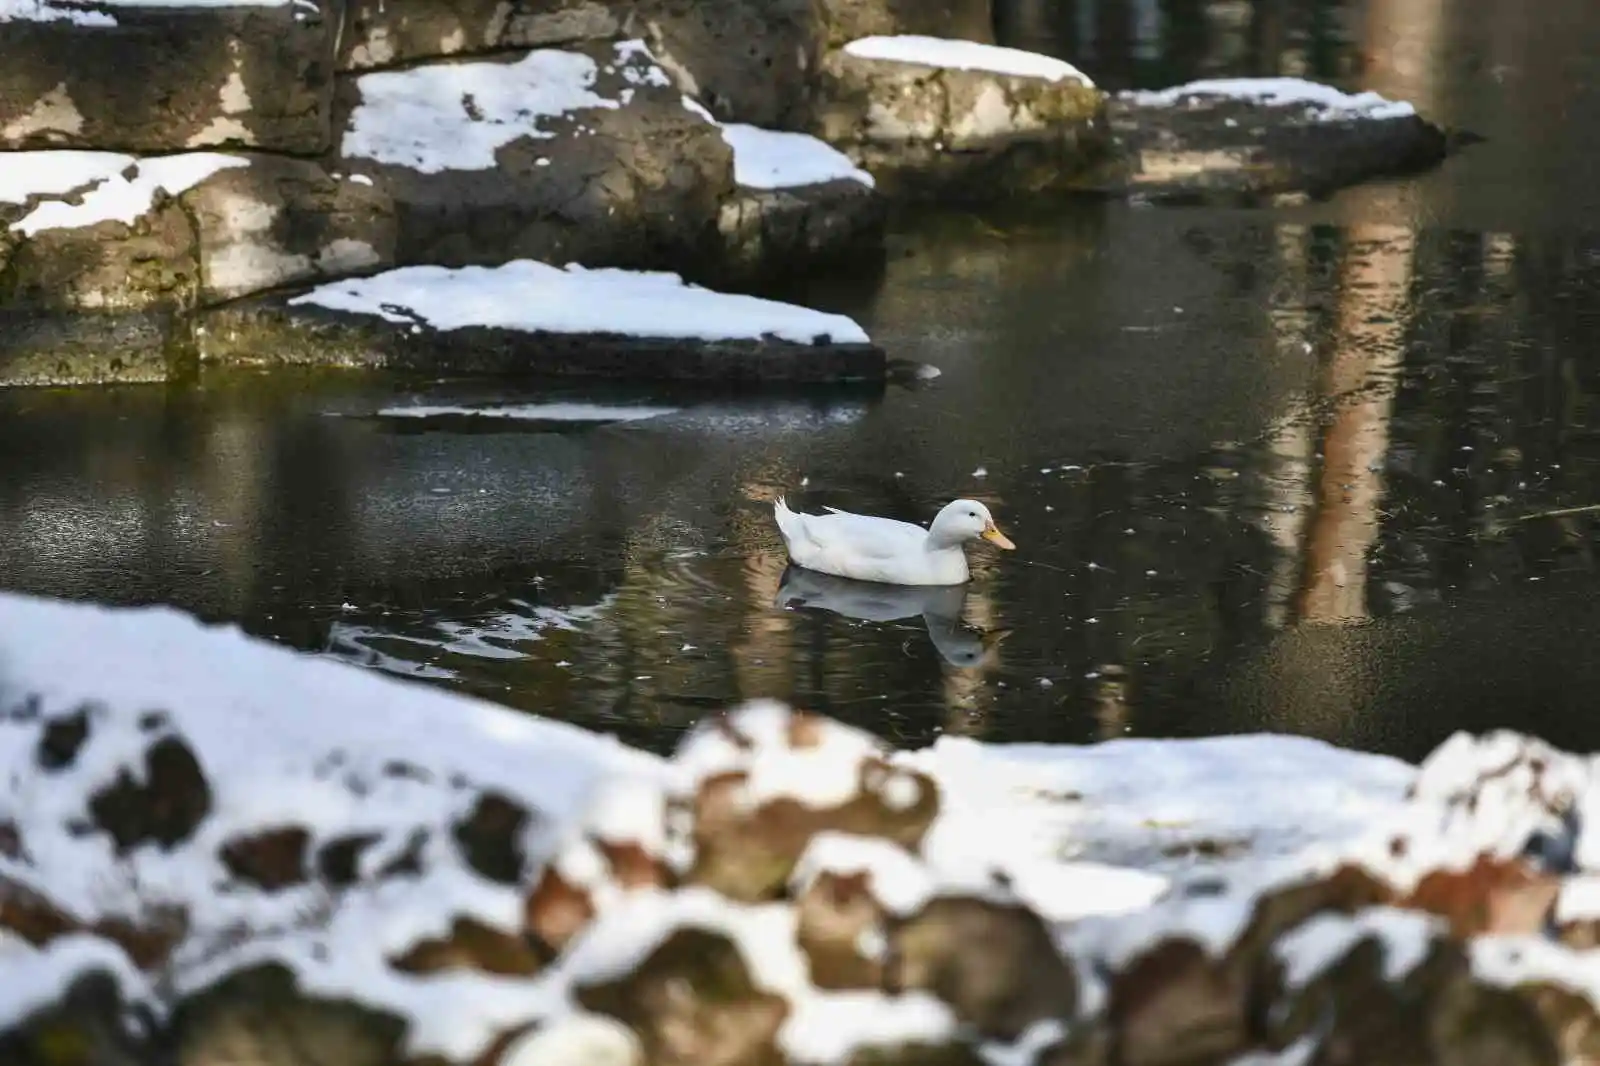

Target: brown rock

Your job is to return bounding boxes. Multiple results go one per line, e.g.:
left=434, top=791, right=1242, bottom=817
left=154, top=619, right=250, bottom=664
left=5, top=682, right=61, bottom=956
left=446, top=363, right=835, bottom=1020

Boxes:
left=576, top=927, right=789, bottom=1066
left=390, top=916, right=543, bottom=977
left=315, top=832, right=383, bottom=887
left=525, top=865, right=598, bottom=956
left=34, top=706, right=91, bottom=770
left=1107, top=938, right=1247, bottom=1066
left=795, top=868, right=888, bottom=990
left=171, top=963, right=408, bottom=1066
left=885, top=896, right=1075, bottom=1042
left=219, top=827, right=311, bottom=892
left=815, top=0, right=995, bottom=49
left=87, top=733, right=212, bottom=854
left=677, top=709, right=939, bottom=902
left=1401, top=856, right=1561, bottom=938
left=452, top=790, right=535, bottom=885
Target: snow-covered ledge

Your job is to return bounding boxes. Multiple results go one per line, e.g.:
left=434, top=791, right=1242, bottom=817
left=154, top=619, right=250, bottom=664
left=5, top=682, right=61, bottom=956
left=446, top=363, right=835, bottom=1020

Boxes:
left=2, top=590, right=1598, bottom=1064
left=816, top=35, right=1107, bottom=199
left=199, top=259, right=884, bottom=384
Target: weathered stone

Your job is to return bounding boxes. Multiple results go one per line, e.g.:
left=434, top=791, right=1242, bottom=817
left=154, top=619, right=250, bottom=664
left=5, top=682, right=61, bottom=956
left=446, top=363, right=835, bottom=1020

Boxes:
left=677, top=709, right=939, bottom=902
left=815, top=0, right=995, bottom=49
left=814, top=48, right=1107, bottom=200
left=315, top=831, right=383, bottom=887
left=576, top=927, right=789, bottom=1066
left=331, top=40, right=733, bottom=274
left=196, top=289, right=885, bottom=386
left=794, top=866, right=888, bottom=990
left=338, top=0, right=621, bottom=71
left=1073, top=90, right=1449, bottom=199
left=0, top=309, right=187, bottom=387
left=182, top=156, right=396, bottom=305
left=0, top=3, right=337, bottom=153
left=87, top=733, right=212, bottom=854
left=218, top=827, right=311, bottom=891
left=0, top=969, right=149, bottom=1066
left=1, top=186, right=200, bottom=313
left=716, top=179, right=885, bottom=284
left=35, top=707, right=91, bottom=771
left=885, top=897, right=1076, bottom=1042
left=452, top=790, right=535, bottom=885
left=171, top=963, right=408, bottom=1066
left=390, top=916, right=544, bottom=977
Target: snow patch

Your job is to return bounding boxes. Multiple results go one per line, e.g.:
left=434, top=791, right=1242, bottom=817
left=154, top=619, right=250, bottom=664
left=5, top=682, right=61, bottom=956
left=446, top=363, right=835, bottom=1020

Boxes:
left=672, top=700, right=888, bottom=810
left=289, top=261, right=871, bottom=346
left=0, top=0, right=114, bottom=25
left=843, top=35, right=1094, bottom=87
left=1, top=151, right=247, bottom=236
left=1274, top=907, right=1442, bottom=988
left=1122, top=77, right=1417, bottom=121
left=342, top=40, right=668, bottom=173
left=682, top=97, right=873, bottom=190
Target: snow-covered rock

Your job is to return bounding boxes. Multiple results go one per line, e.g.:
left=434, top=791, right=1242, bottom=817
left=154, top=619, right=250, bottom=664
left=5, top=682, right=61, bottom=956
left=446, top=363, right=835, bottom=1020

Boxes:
left=331, top=39, right=733, bottom=275
left=0, top=0, right=337, bottom=153
left=1078, top=76, right=1449, bottom=199
left=683, top=96, right=887, bottom=282
left=198, top=259, right=884, bottom=384
left=815, top=36, right=1107, bottom=200
left=4, top=588, right=1592, bottom=1065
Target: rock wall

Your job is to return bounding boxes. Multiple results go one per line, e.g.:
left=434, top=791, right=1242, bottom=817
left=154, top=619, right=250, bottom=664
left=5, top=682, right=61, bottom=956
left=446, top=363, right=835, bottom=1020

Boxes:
left=0, top=0, right=1451, bottom=387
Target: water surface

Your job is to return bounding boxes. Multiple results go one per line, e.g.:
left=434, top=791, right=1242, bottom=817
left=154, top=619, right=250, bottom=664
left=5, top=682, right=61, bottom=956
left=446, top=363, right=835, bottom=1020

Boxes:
left=3, top=0, right=1599, bottom=761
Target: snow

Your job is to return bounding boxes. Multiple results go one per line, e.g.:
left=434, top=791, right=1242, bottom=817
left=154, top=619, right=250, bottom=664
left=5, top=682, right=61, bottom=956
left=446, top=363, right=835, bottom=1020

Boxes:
left=1273, top=907, right=1441, bottom=988
left=682, top=97, right=874, bottom=190
left=722, top=124, right=876, bottom=190
left=1, top=151, right=247, bottom=236
left=790, top=833, right=935, bottom=916
left=672, top=700, right=889, bottom=811
left=376, top=402, right=680, bottom=423
left=0, top=0, right=114, bottom=25
left=342, top=40, right=667, bottom=173
left=0, top=591, right=659, bottom=925
left=843, top=35, right=1094, bottom=87
left=289, top=261, right=871, bottom=346
left=0, top=932, right=151, bottom=1030
left=901, top=731, right=1413, bottom=875
left=1122, top=77, right=1418, bottom=121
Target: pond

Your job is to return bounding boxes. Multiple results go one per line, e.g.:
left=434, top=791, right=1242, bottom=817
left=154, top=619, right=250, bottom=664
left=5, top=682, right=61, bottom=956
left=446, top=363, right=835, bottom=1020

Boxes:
left=3, top=0, right=1599, bottom=762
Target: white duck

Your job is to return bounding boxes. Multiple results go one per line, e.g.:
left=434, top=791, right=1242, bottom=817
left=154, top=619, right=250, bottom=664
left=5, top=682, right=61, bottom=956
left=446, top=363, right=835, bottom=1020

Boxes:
left=773, top=496, right=1015, bottom=586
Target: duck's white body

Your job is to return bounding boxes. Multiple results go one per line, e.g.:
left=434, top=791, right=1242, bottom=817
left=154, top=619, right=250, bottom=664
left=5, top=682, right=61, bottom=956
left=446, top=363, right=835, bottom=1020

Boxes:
left=773, top=497, right=1014, bottom=586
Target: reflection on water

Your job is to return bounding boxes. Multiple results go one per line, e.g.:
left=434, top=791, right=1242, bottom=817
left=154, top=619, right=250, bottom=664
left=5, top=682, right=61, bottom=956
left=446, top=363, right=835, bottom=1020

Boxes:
left=775, top=567, right=1007, bottom=670
left=4, top=0, right=1600, bottom=761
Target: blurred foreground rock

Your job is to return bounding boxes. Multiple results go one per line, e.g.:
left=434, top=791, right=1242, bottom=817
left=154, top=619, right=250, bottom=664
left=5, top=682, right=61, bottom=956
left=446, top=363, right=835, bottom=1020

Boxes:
left=2, top=587, right=1597, bottom=1066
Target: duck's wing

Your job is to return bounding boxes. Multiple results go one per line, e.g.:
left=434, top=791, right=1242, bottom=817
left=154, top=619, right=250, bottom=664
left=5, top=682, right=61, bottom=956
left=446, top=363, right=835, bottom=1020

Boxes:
left=800, top=508, right=929, bottom=559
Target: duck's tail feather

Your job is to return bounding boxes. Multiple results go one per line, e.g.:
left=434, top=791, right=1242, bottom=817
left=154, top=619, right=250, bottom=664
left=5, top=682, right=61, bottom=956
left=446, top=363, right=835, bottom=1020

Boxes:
left=773, top=495, right=806, bottom=548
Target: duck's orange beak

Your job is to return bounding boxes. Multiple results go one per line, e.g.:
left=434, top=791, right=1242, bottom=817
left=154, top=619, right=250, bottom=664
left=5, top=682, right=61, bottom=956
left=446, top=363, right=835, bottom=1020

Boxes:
left=981, top=521, right=1016, bottom=551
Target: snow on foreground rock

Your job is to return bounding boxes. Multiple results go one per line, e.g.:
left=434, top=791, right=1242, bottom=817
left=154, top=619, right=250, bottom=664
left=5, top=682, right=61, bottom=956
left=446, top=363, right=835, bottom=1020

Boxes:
left=2, top=593, right=1599, bottom=1065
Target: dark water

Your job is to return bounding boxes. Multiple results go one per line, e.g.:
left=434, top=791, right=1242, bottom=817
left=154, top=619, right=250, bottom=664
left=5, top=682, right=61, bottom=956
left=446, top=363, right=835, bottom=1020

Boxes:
left=4, top=0, right=1600, bottom=762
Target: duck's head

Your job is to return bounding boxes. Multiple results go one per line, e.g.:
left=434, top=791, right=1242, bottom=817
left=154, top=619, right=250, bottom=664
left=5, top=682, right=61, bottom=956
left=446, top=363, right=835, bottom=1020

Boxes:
left=930, top=499, right=1016, bottom=551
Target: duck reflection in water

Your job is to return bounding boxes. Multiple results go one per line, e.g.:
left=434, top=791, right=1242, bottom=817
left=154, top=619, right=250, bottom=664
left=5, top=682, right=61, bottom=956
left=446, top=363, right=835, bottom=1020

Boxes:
left=775, top=566, right=1009, bottom=669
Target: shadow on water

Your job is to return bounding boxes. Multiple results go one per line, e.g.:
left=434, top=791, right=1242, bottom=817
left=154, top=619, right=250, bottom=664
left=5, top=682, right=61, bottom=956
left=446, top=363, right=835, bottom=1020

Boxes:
left=3, top=0, right=1600, bottom=761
